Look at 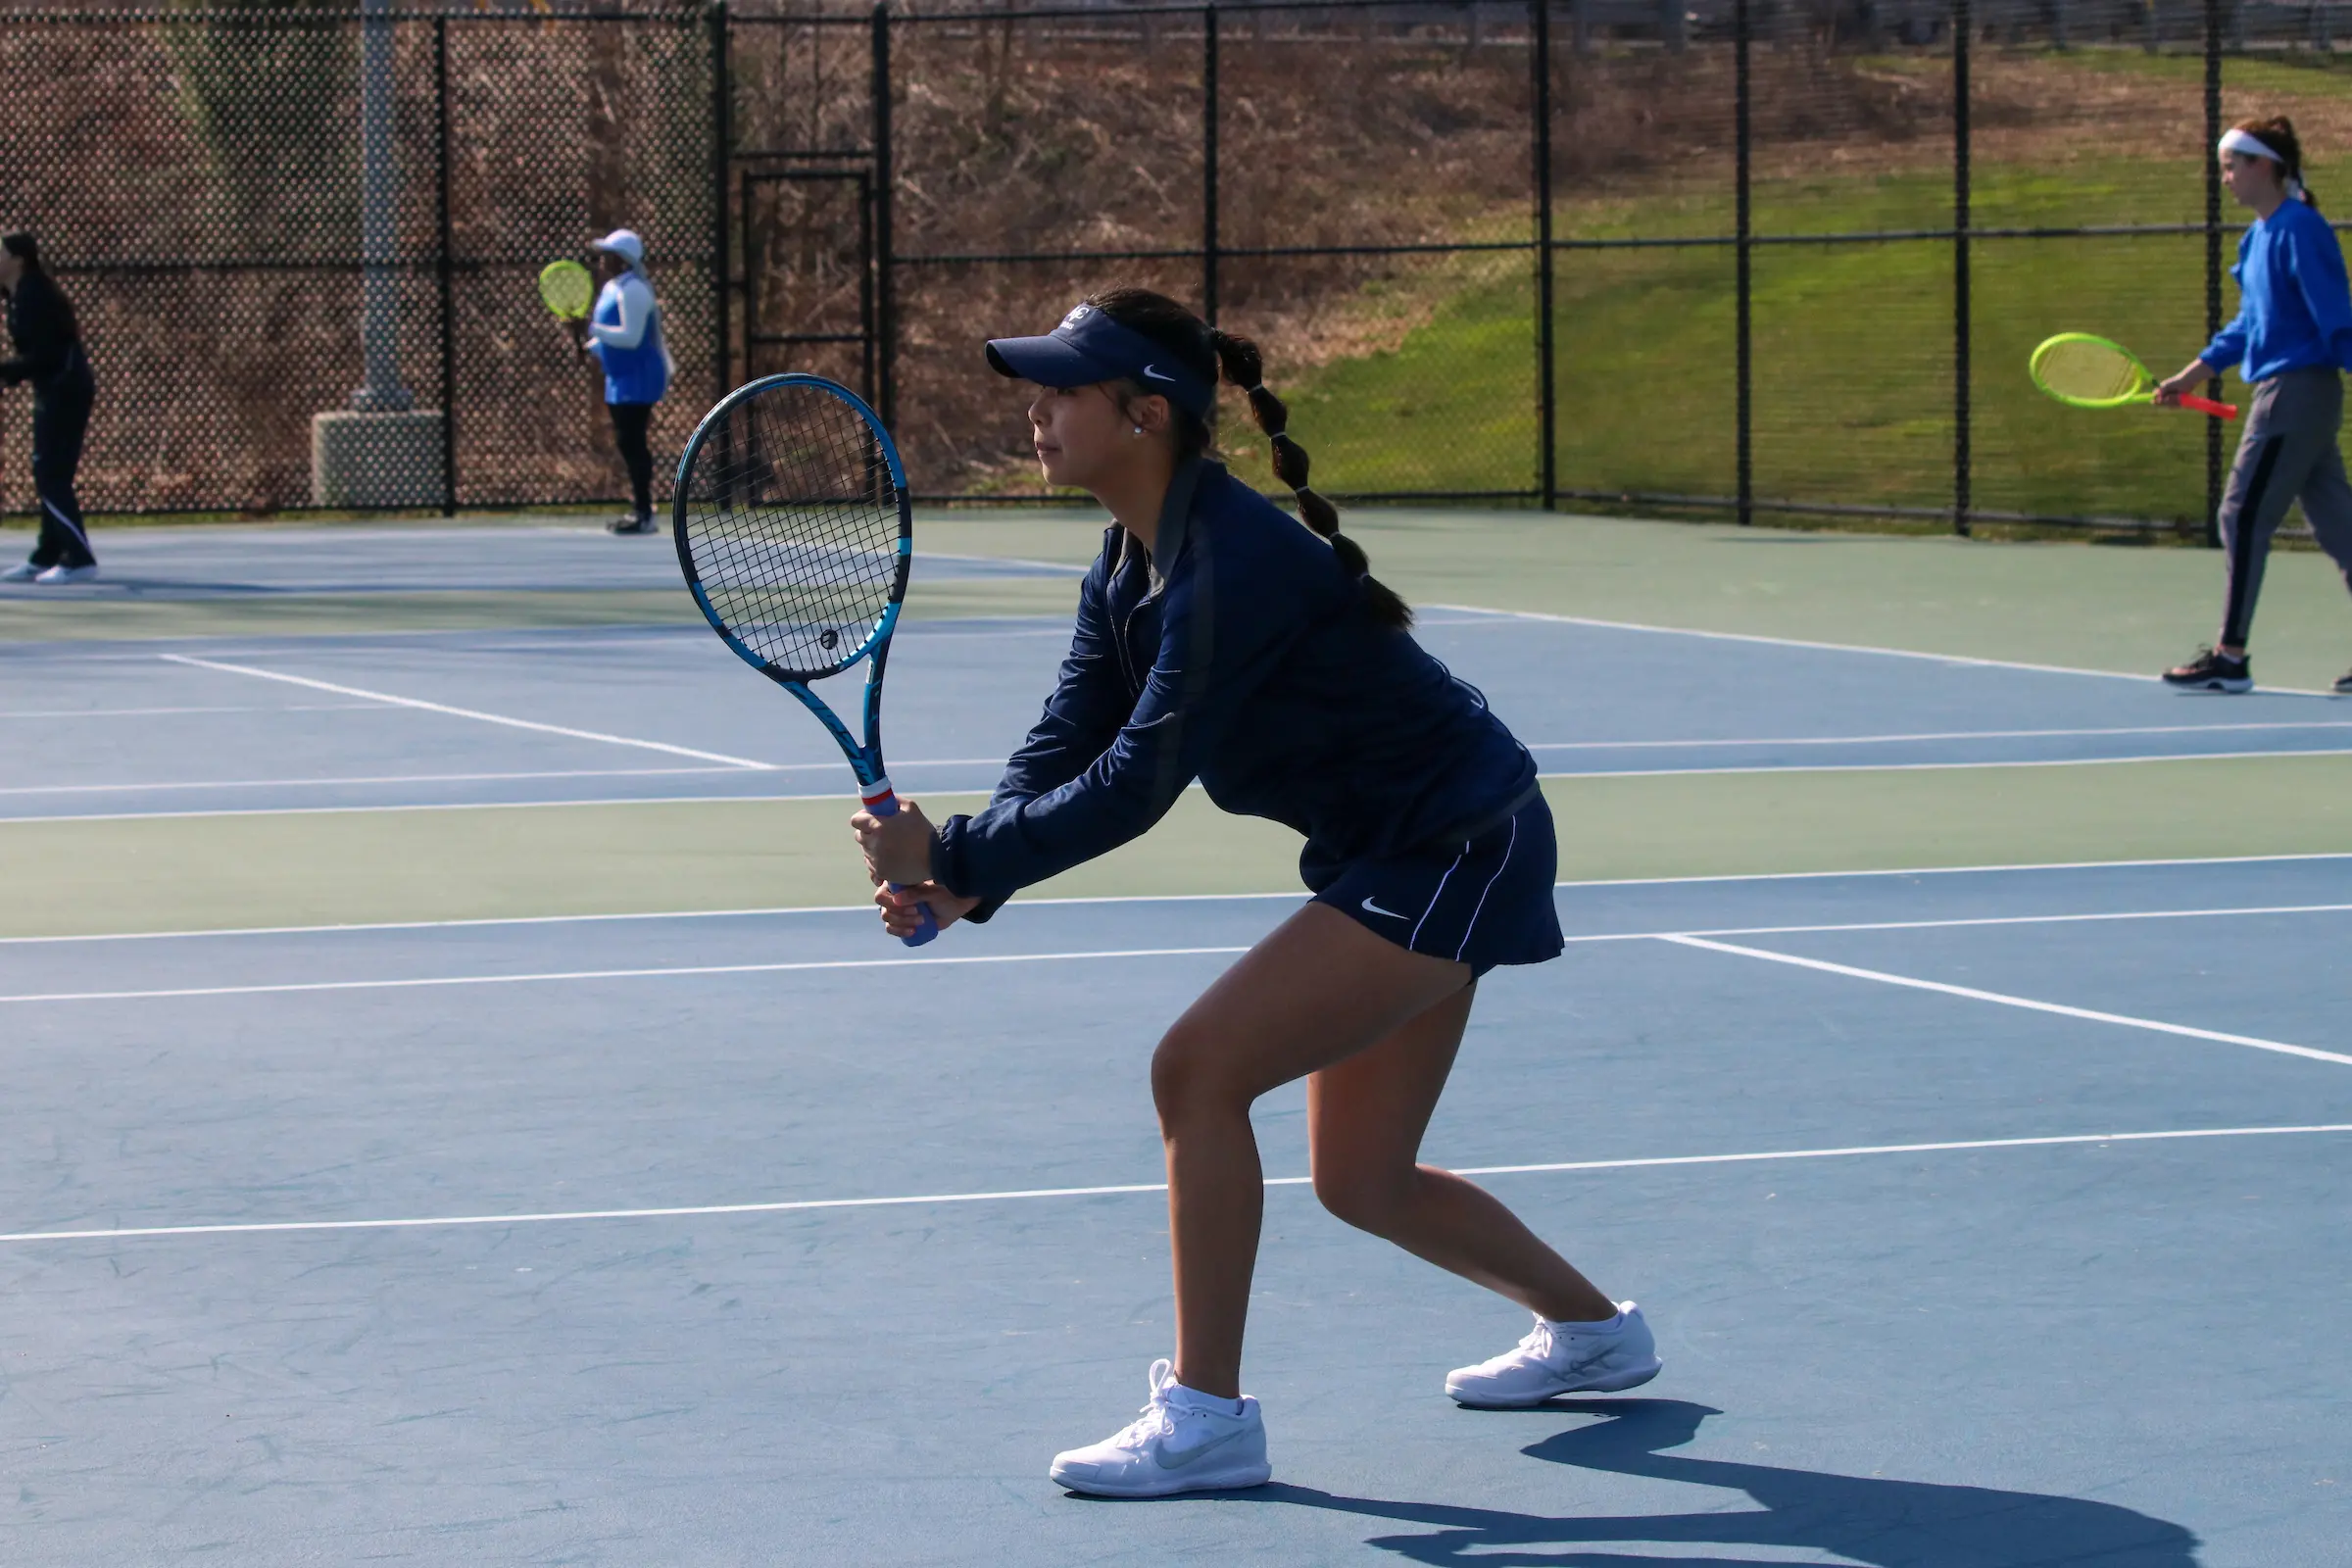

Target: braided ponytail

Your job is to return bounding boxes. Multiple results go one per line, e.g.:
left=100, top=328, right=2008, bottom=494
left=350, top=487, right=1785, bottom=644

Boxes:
left=1205, top=327, right=1412, bottom=631
left=1086, top=285, right=1412, bottom=631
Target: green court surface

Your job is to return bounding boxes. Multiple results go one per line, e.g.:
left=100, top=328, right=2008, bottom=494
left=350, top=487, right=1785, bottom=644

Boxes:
left=8, top=759, right=2352, bottom=941
left=921, top=508, right=2352, bottom=695
left=6, top=507, right=2350, bottom=940
left=0, top=576, right=1083, bottom=643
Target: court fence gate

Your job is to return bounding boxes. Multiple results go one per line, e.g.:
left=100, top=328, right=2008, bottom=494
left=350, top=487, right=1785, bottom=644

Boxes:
left=0, top=0, right=2336, bottom=538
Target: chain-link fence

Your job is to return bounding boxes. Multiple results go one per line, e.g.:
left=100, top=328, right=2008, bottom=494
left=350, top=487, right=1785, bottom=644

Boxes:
left=0, top=1, right=719, bottom=518
left=1, top=0, right=2344, bottom=530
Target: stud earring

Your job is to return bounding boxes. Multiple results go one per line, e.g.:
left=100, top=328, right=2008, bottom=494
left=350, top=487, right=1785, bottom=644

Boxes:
left=1132, top=426, right=1145, bottom=436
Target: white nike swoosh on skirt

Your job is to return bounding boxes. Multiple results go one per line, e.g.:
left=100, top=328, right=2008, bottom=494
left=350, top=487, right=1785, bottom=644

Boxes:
left=1360, top=896, right=1409, bottom=919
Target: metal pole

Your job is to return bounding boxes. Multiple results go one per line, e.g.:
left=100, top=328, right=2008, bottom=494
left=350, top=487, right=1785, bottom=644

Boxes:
left=711, top=0, right=732, bottom=403
left=1735, top=0, right=1752, bottom=526
left=2204, top=0, right=2224, bottom=547
left=1953, top=0, right=1972, bottom=537
left=433, top=17, right=457, bottom=514
left=1533, top=0, right=1555, bottom=510
left=1202, top=4, right=1219, bottom=325
left=354, top=0, right=411, bottom=411
left=872, top=3, right=897, bottom=433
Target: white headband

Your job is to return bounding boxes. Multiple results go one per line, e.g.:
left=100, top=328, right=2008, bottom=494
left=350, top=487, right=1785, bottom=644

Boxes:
left=2220, top=127, right=2284, bottom=165
left=2219, top=127, right=2307, bottom=201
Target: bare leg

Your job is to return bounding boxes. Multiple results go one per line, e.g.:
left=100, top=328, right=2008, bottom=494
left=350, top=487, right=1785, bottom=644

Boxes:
left=1307, top=985, right=1615, bottom=1323
left=1151, top=903, right=1608, bottom=1399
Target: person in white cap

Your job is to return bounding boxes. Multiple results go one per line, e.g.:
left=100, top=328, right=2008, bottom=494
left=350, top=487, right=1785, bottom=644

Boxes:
left=2153, top=116, right=2352, bottom=695
left=569, top=228, right=674, bottom=535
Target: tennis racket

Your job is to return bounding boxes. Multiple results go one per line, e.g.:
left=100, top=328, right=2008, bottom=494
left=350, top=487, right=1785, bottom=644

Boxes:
left=672, top=373, right=936, bottom=947
left=538, top=259, right=594, bottom=321
left=2030, top=332, right=2238, bottom=419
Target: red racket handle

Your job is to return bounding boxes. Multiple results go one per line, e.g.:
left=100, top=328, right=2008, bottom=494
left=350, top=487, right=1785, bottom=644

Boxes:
left=2176, top=392, right=2238, bottom=420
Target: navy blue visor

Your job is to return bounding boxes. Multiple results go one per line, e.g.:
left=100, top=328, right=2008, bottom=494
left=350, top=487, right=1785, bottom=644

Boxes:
left=985, top=302, right=1216, bottom=419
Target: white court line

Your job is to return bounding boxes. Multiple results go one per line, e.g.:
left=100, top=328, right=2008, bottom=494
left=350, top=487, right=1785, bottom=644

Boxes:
left=0, top=703, right=382, bottom=720
left=0, top=766, right=738, bottom=797
left=12, top=905, right=2352, bottom=1001
left=0, top=946, right=1252, bottom=1004
left=0, top=758, right=1011, bottom=799
left=1431, top=603, right=2342, bottom=697
left=158, top=653, right=776, bottom=770
left=16, top=738, right=2352, bottom=824
left=1538, top=747, right=2352, bottom=780
left=1661, top=934, right=2352, bottom=1067
left=1524, top=719, right=2352, bottom=751
left=4, top=1123, right=2346, bottom=1246
left=4, top=853, right=2349, bottom=944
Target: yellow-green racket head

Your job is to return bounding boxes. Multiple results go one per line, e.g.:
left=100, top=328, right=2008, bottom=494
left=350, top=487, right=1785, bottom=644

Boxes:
left=537, top=259, right=595, bottom=321
left=2030, top=333, right=2155, bottom=409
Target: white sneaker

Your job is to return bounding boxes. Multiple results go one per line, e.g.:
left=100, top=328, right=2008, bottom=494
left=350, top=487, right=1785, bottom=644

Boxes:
left=1446, top=1302, right=1661, bottom=1407
left=33, top=564, right=97, bottom=585
left=0, top=561, right=37, bottom=582
left=1049, top=1358, right=1271, bottom=1497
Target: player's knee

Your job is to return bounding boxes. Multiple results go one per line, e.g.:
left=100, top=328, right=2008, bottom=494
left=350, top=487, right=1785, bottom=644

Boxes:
left=1311, top=1159, right=1415, bottom=1236
left=1149, top=1026, right=1245, bottom=1125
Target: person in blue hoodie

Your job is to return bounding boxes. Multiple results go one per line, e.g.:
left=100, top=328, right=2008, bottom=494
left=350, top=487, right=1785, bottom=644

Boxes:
left=2156, top=117, right=2352, bottom=694
left=851, top=289, right=1660, bottom=1498
left=568, top=228, right=672, bottom=535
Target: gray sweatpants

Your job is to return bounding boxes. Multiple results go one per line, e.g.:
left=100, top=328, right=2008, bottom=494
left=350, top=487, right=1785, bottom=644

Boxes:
left=2217, top=367, right=2352, bottom=649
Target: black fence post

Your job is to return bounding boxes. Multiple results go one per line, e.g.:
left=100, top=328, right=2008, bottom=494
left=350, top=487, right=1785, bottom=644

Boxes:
left=1533, top=0, right=1556, bottom=511
left=433, top=16, right=458, bottom=515
left=1952, top=0, right=1971, bottom=537
left=2203, top=0, right=2224, bottom=547
left=872, top=2, right=897, bottom=433
left=710, top=0, right=731, bottom=403
left=1735, top=0, right=1752, bottom=526
left=1202, top=4, right=1219, bottom=326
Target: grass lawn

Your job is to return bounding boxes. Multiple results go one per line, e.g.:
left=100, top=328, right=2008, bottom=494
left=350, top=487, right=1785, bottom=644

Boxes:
left=1225, top=155, right=2258, bottom=525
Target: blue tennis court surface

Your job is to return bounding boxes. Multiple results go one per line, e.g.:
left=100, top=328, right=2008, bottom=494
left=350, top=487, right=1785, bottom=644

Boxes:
left=3, top=524, right=2348, bottom=1563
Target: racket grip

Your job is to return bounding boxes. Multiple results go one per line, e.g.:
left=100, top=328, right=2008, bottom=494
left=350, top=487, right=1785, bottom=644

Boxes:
left=861, top=783, right=940, bottom=948
left=2179, top=392, right=2239, bottom=420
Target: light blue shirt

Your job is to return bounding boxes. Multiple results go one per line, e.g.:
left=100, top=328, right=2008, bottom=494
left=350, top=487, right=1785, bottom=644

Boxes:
left=587, top=271, right=671, bottom=406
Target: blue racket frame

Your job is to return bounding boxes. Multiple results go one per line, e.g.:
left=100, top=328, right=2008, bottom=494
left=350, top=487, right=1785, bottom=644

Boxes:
left=671, top=373, right=936, bottom=946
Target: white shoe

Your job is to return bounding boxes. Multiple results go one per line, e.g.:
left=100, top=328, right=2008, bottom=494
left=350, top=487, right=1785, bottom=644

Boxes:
left=1446, top=1302, right=1661, bottom=1407
left=33, top=564, right=97, bottom=585
left=1049, top=1358, right=1271, bottom=1497
left=0, top=562, right=37, bottom=582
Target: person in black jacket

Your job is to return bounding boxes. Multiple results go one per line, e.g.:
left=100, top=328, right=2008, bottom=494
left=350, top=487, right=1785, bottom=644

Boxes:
left=0, top=232, right=98, bottom=584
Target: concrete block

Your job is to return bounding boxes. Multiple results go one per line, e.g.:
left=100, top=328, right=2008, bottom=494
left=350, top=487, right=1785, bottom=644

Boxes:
left=310, top=409, right=447, bottom=511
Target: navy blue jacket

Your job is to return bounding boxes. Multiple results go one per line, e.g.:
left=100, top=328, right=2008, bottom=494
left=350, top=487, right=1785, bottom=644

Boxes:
left=932, top=460, right=1540, bottom=912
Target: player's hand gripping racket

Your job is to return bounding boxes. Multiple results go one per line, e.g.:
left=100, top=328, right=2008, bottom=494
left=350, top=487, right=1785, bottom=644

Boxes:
left=538, top=259, right=594, bottom=321
left=672, top=373, right=937, bottom=946
left=2030, top=332, right=2238, bottom=419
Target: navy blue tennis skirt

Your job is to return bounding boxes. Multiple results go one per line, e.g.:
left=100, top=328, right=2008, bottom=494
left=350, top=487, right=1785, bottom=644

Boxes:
left=1307, top=795, right=1564, bottom=976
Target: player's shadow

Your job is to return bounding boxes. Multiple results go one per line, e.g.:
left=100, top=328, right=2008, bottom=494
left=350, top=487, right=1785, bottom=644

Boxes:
left=1251, top=1398, right=2200, bottom=1566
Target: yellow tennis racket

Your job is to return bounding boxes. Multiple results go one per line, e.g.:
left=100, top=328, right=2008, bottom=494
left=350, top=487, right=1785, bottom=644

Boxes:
left=537, top=259, right=595, bottom=321
left=2030, top=333, right=2237, bottom=419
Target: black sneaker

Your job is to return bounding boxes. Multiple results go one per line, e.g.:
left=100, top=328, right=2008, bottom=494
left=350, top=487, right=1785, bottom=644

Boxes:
left=607, top=512, right=660, bottom=535
left=2332, top=667, right=2352, bottom=696
left=2161, top=647, right=2252, bottom=693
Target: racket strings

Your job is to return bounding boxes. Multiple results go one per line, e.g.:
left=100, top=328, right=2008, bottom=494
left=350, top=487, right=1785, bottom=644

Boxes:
left=680, top=385, right=905, bottom=678
left=2035, top=340, right=2143, bottom=402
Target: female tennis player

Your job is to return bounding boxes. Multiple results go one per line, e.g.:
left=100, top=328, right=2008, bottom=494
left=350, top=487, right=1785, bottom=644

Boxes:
left=567, top=228, right=672, bottom=535
left=0, top=232, right=98, bottom=584
left=2154, top=117, right=2352, bottom=695
left=852, top=288, right=1658, bottom=1497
